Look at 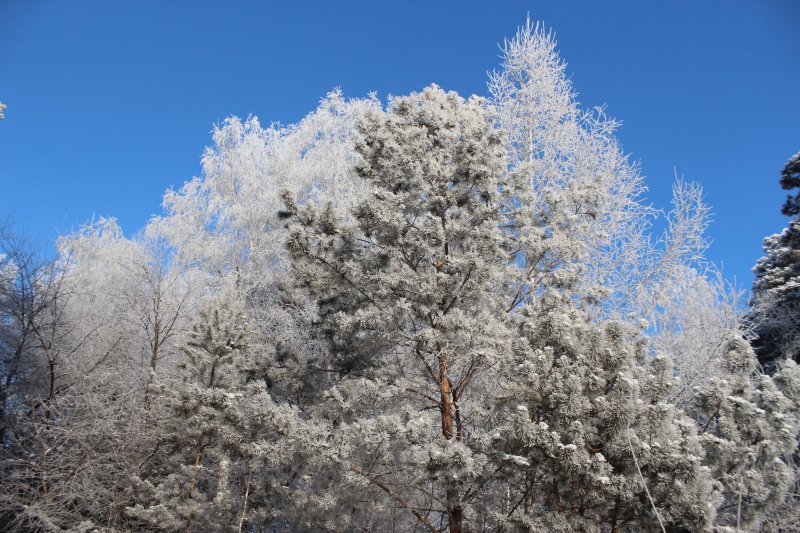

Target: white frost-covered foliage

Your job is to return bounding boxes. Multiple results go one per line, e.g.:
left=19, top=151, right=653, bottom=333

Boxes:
left=493, top=311, right=715, bottom=530
left=691, top=340, right=799, bottom=530
left=284, top=85, right=514, bottom=532
left=646, top=265, right=746, bottom=405
left=146, top=91, right=380, bottom=404
left=128, top=295, right=250, bottom=531
left=0, top=221, right=138, bottom=529
left=148, top=90, right=376, bottom=286
left=2, top=20, right=799, bottom=533
left=489, top=20, right=655, bottom=315
left=489, top=20, right=712, bottom=323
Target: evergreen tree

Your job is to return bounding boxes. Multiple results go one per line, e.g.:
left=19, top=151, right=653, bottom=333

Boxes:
left=750, top=152, right=800, bottom=372
left=780, top=152, right=800, bottom=217
left=127, top=295, right=250, bottom=531
left=491, top=298, right=716, bottom=531
left=690, top=337, right=799, bottom=530
left=284, top=85, right=514, bottom=532
left=747, top=151, right=800, bottom=533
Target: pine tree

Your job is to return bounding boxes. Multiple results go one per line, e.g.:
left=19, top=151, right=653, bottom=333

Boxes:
left=690, top=337, right=799, bottom=530
left=282, top=82, right=776, bottom=532
left=746, top=152, right=800, bottom=533
left=284, top=85, right=514, bottom=532
left=491, top=298, right=716, bottom=531
left=127, top=295, right=249, bottom=532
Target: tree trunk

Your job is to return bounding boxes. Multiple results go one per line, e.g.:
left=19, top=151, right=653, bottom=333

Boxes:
left=447, top=485, right=463, bottom=533
left=144, top=317, right=161, bottom=408
left=438, top=357, right=463, bottom=532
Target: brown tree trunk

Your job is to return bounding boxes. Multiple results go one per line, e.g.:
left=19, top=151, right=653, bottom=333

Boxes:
left=183, top=438, right=205, bottom=533
left=438, top=357, right=463, bottom=532
left=447, top=484, right=463, bottom=533
left=440, top=371, right=455, bottom=439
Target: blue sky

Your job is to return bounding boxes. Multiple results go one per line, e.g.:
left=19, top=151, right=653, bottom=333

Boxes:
left=1, top=1, right=798, bottom=288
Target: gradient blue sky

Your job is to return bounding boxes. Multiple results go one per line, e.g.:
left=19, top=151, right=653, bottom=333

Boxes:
left=1, top=1, right=798, bottom=287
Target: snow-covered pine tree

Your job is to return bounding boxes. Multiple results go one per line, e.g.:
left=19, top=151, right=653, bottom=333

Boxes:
left=750, top=152, right=800, bottom=372
left=127, top=295, right=250, bottom=532
left=742, top=153, right=800, bottom=529
left=689, top=336, right=799, bottom=530
left=283, top=85, right=514, bottom=532
left=282, top=81, right=732, bottom=532
left=490, top=292, right=716, bottom=530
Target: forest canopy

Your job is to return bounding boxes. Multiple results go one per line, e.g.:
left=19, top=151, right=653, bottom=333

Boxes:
left=1, top=20, right=798, bottom=532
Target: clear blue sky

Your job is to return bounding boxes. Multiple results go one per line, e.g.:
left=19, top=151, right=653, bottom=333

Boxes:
left=1, top=1, right=798, bottom=287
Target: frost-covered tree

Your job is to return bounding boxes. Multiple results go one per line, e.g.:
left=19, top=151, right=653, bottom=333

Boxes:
left=632, top=243, right=800, bottom=531
left=0, top=228, right=72, bottom=530
left=0, top=218, right=198, bottom=531
left=146, top=91, right=379, bottom=410
left=128, top=295, right=250, bottom=531
left=283, top=85, right=513, bottom=532
left=489, top=20, right=655, bottom=316
left=147, top=90, right=376, bottom=288
left=489, top=20, right=717, bottom=332
left=750, top=152, right=800, bottom=372
left=126, top=290, right=334, bottom=532
left=746, top=152, right=800, bottom=531
left=0, top=222, right=143, bottom=531
left=691, top=338, right=799, bottom=530
left=492, top=307, right=716, bottom=531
